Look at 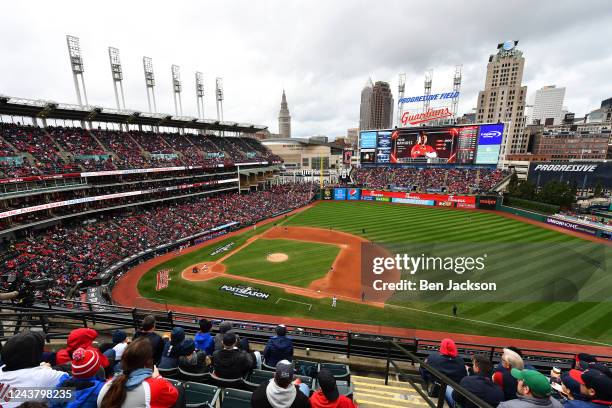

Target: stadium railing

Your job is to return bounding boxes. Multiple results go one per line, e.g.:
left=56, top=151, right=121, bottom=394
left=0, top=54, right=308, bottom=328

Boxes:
left=384, top=340, right=493, bottom=408
left=0, top=300, right=610, bottom=369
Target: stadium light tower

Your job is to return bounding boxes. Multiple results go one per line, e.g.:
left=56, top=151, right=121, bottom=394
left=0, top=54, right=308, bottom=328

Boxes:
left=195, top=71, right=205, bottom=119
left=397, top=73, right=406, bottom=127
left=66, top=35, right=89, bottom=106
left=423, top=68, right=433, bottom=113
left=215, top=77, right=224, bottom=121
left=108, top=47, right=126, bottom=110
left=171, top=64, right=183, bottom=116
left=451, top=64, right=462, bottom=121
left=143, top=57, right=157, bottom=113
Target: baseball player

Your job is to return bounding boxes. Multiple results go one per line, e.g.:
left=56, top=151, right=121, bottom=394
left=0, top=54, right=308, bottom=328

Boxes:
left=331, top=296, right=337, bottom=308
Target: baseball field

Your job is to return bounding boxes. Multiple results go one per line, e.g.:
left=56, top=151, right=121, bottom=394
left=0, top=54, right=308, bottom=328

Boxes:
left=123, top=200, right=612, bottom=347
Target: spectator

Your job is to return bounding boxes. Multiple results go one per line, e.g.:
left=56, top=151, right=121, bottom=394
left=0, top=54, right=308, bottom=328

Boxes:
left=214, top=321, right=234, bottom=351
left=51, top=348, right=106, bottom=408
left=0, top=332, right=68, bottom=408
left=55, top=328, right=109, bottom=371
left=112, top=330, right=129, bottom=362
left=419, top=338, right=466, bottom=392
left=558, top=372, right=587, bottom=402
left=310, top=368, right=355, bottom=408
left=264, top=324, right=294, bottom=367
left=158, top=327, right=187, bottom=369
left=573, top=353, right=598, bottom=370
left=252, top=360, right=310, bottom=408
left=178, top=340, right=208, bottom=374
left=447, top=354, right=504, bottom=408
left=194, top=319, right=214, bottom=355
left=97, top=338, right=179, bottom=408
left=133, top=315, right=164, bottom=365
left=493, top=348, right=525, bottom=401
left=498, top=369, right=562, bottom=408
left=565, top=366, right=612, bottom=408
left=212, top=332, right=254, bottom=379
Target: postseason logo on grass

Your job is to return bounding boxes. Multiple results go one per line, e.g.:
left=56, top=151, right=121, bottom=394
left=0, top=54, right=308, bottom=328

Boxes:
left=210, top=242, right=235, bottom=256
left=219, top=284, right=270, bottom=300
left=156, top=268, right=172, bottom=291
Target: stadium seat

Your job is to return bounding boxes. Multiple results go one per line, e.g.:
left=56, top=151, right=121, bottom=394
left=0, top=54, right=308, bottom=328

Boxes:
left=295, top=374, right=314, bottom=390
left=210, top=373, right=246, bottom=390
left=221, top=388, right=252, bottom=408
left=294, top=359, right=319, bottom=378
left=158, top=367, right=179, bottom=379
left=261, top=361, right=276, bottom=371
left=179, top=368, right=213, bottom=384
left=184, top=382, right=221, bottom=408
left=246, top=369, right=275, bottom=385
left=319, top=363, right=351, bottom=384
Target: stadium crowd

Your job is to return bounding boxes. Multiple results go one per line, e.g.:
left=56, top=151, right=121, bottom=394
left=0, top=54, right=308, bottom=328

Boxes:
left=0, top=320, right=609, bottom=408
left=1, top=183, right=316, bottom=299
left=353, top=167, right=508, bottom=194
left=0, top=123, right=281, bottom=178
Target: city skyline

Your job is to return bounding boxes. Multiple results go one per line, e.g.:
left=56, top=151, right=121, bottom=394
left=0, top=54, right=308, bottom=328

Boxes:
left=0, top=0, right=611, bottom=138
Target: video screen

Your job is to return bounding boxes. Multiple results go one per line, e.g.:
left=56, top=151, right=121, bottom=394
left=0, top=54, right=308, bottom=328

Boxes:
left=390, top=127, right=458, bottom=163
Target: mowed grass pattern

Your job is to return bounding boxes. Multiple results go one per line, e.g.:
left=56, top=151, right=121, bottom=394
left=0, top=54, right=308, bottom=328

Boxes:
left=222, top=238, right=339, bottom=287
left=138, top=201, right=612, bottom=345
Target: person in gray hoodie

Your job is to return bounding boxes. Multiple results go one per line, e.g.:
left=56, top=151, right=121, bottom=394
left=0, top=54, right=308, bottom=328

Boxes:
left=498, top=369, right=563, bottom=408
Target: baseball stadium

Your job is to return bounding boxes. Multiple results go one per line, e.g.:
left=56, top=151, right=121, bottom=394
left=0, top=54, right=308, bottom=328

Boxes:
left=1, top=17, right=611, bottom=408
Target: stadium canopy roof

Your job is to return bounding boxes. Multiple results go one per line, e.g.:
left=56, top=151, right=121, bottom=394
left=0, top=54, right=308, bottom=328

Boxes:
left=0, top=95, right=267, bottom=134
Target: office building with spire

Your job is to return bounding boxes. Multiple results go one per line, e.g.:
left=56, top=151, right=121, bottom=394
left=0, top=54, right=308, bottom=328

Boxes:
left=278, top=90, right=291, bottom=138
left=476, top=41, right=528, bottom=159
left=359, top=79, right=393, bottom=130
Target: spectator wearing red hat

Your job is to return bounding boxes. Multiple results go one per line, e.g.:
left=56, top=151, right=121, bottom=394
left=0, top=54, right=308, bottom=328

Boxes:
left=419, top=338, right=467, bottom=395
left=55, top=328, right=109, bottom=372
left=565, top=366, right=612, bottom=408
left=51, top=348, right=106, bottom=408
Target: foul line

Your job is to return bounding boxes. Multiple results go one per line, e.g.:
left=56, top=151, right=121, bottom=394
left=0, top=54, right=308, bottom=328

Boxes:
left=276, top=297, right=313, bottom=311
left=385, top=304, right=612, bottom=347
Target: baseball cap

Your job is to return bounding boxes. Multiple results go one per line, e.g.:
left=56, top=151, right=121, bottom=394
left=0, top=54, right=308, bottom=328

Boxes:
left=276, top=324, right=287, bottom=336
left=71, top=348, right=101, bottom=379
left=511, top=368, right=552, bottom=397
left=560, top=372, right=582, bottom=396
left=275, top=360, right=294, bottom=380
left=569, top=367, right=612, bottom=400
left=317, top=368, right=340, bottom=401
left=575, top=353, right=598, bottom=370
left=112, top=330, right=127, bottom=344
left=222, top=332, right=237, bottom=347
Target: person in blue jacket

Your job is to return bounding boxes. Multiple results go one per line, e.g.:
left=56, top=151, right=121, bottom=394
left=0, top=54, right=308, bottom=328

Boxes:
left=194, top=318, right=215, bottom=355
left=51, top=348, right=105, bottom=408
left=263, top=324, right=294, bottom=367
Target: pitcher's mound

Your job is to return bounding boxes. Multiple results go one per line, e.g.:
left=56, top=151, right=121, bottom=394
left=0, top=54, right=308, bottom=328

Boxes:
left=267, top=253, right=289, bottom=263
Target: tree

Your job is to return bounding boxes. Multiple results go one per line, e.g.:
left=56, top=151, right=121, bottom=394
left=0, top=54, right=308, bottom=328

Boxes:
left=593, top=182, right=603, bottom=197
left=507, top=172, right=519, bottom=196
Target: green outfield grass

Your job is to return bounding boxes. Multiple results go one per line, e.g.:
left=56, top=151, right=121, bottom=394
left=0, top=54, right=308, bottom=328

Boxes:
left=137, top=201, right=612, bottom=345
left=223, top=238, right=339, bottom=287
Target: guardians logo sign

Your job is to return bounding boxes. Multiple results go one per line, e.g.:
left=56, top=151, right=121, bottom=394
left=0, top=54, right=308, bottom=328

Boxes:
left=219, top=284, right=270, bottom=300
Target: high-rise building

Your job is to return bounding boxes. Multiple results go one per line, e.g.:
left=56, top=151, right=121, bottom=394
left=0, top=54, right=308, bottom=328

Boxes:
left=529, top=85, right=566, bottom=126
left=359, top=78, right=373, bottom=130
left=371, top=81, right=394, bottom=129
left=278, top=89, right=291, bottom=138
left=476, top=41, right=527, bottom=159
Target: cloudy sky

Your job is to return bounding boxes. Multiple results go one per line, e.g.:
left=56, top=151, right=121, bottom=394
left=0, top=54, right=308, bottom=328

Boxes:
left=1, top=0, right=611, bottom=138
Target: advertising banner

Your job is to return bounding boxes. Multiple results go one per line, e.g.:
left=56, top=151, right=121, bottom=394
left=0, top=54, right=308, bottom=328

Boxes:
left=334, top=188, right=347, bottom=200
left=475, top=123, right=504, bottom=164
left=477, top=195, right=499, bottom=210
left=347, top=188, right=362, bottom=200
left=375, top=196, right=391, bottom=202
left=436, top=201, right=455, bottom=207
left=322, top=188, right=333, bottom=200
left=456, top=202, right=476, bottom=209
left=545, top=217, right=599, bottom=236
left=360, top=131, right=377, bottom=149
left=343, top=150, right=353, bottom=164
left=361, top=189, right=476, bottom=204
left=391, top=197, right=435, bottom=206
left=528, top=162, right=612, bottom=189
left=376, top=131, right=392, bottom=164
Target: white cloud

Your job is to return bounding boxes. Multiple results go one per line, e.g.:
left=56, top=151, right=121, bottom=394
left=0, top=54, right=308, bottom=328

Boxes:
left=0, top=0, right=610, bottom=138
